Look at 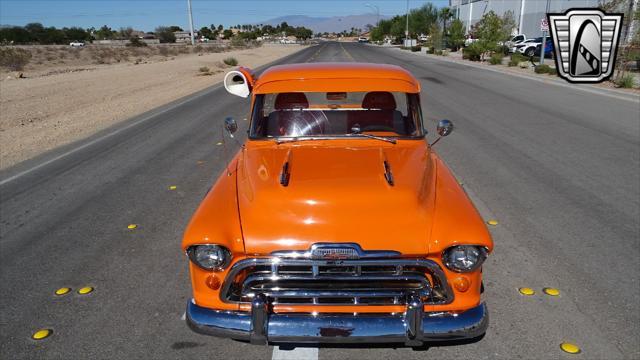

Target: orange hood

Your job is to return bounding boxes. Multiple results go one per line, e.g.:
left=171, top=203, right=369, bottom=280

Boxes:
left=237, top=140, right=437, bottom=256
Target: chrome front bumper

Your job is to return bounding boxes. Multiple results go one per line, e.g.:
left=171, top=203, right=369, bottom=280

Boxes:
left=186, top=295, right=488, bottom=345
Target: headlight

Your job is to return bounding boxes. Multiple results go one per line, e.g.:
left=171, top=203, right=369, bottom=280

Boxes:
left=186, top=245, right=231, bottom=270
left=442, top=245, right=488, bottom=272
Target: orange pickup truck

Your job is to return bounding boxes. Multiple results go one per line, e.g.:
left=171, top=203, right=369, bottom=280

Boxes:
left=182, top=62, right=493, bottom=346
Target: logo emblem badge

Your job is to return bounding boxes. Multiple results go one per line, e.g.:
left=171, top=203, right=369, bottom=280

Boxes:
left=548, top=8, right=623, bottom=83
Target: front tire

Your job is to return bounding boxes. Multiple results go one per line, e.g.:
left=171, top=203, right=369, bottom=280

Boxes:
left=524, top=48, right=535, bottom=57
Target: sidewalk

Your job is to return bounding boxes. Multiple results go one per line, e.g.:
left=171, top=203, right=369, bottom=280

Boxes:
left=391, top=46, right=640, bottom=102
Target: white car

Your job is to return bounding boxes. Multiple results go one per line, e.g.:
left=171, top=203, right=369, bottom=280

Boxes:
left=506, top=34, right=527, bottom=52
left=69, top=41, right=85, bottom=47
left=279, top=38, right=296, bottom=44
left=515, top=37, right=543, bottom=57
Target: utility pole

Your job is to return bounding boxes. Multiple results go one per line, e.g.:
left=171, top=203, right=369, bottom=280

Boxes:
left=187, top=0, right=195, bottom=45
left=405, top=0, right=410, bottom=47
left=539, top=0, right=550, bottom=65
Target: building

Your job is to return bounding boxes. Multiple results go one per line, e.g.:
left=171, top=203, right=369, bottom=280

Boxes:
left=174, top=31, right=196, bottom=43
left=449, top=0, right=599, bottom=38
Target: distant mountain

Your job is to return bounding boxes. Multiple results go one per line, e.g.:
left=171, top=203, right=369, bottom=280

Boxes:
left=258, top=14, right=386, bottom=33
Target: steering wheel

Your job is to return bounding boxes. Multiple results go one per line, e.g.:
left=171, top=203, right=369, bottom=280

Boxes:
left=361, top=125, right=396, bottom=133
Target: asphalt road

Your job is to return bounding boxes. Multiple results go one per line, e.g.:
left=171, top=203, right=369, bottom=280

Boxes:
left=1, top=42, right=638, bottom=360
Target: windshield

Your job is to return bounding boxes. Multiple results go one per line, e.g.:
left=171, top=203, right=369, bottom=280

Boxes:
left=249, top=91, right=424, bottom=139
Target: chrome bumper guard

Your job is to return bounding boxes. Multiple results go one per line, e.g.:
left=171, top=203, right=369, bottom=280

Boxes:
left=186, top=295, right=488, bottom=345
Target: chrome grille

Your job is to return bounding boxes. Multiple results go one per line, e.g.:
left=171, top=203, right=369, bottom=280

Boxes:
left=220, top=258, right=453, bottom=306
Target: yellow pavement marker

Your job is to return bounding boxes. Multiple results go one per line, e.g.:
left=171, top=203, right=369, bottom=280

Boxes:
left=54, top=287, right=71, bottom=296
left=487, top=219, right=499, bottom=226
left=168, top=185, right=177, bottom=190
left=32, top=329, right=52, bottom=340
left=127, top=224, right=137, bottom=230
left=560, top=342, right=581, bottom=354
left=518, top=287, right=535, bottom=296
left=543, top=287, right=560, bottom=296
left=77, top=286, right=94, bottom=295
left=216, top=142, right=223, bottom=146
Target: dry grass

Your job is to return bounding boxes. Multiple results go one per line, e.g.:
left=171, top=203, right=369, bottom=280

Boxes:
left=0, top=42, right=254, bottom=75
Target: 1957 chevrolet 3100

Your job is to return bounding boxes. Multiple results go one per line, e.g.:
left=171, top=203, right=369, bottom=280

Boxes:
left=182, top=62, right=493, bottom=346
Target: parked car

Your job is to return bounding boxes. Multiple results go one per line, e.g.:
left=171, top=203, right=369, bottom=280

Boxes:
left=516, top=37, right=544, bottom=57
left=534, top=38, right=555, bottom=58
left=505, top=34, right=527, bottom=52
left=279, top=38, right=296, bottom=44
left=358, top=37, right=369, bottom=43
left=69, top=41, right=85, bottom=47
left=183, top=63, right=494, bottom=346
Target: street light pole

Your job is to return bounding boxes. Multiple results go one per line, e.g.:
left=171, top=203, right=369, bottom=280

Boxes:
left=405, top=0, right=410, bottom=46
left=187, top=0, right=195, bottom=45
left=365, top=3, right=380, bottom=26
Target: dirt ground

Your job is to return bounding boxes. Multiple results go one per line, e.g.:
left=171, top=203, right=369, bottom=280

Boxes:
left=0, top=43, right=306, bottom=169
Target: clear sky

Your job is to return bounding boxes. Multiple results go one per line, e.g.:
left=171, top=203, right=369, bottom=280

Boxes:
left=0, top=0, right=449, bottom=31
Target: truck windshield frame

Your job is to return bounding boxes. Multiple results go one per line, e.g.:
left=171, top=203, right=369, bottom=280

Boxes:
left=248, top=91, right=425, bottom=140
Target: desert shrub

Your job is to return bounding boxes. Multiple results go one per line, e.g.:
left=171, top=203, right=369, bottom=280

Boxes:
left=617, top=73, right=635, bottom=88
left=206, top=46, right=223, bottom=53
left=434, top=49, right=444, bottom=56
left=508, top=52, right=526, bottom=67
left=126, top=37, right=147, bottom=47
left=488, top=52, right=503, bottom=65
left=199, top=66, right=210, bottom=73
left=0, top=47, right=32, bottom=70
left=546, top=67, right=557, bottom=75
left=193, top=45, right=204, bottom=53
left=223, top=57, right=238, bottom=66
left=158, top=46, right=170, bottom=56
left=230, top=37, right=246, bottom=47
left=410, top=46, right=421, bottom=52
left=176, top=46, right=190, bottom=54
left=534, top=64, right=551, bottom=74
left=462, top=43, right=482, bottom=61
left=518, top=61, right=529, bottom=69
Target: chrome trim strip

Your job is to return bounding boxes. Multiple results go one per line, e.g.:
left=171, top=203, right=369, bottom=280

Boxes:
left=186, top=300, right=489, bottom=345
left=271, top=243, right=401, bottom=259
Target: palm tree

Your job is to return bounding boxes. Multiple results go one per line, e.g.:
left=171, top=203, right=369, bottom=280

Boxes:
left=439, top=7, right=453, bottom=37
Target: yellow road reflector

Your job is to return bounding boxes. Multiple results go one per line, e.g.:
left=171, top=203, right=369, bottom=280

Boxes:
left=32, top=329, right=52, bottom=340
left=169, top=185, right=177, bottom=190
left=519, top=287, right=535, bottom=296
left=77, top=286, right=94, bottom=295
left=487, top=220, right=499, bottom=226
left=543, top=287, right=560, bottom=296
left=216, top=142, right=223, bottom=146
left=560, top=342, right=581, bottom=354
left=55, top=287, right=71, bottom=296
left=127, top=224, right=137, bottom=230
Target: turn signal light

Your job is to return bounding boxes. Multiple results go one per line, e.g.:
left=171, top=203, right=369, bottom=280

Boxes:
left=206, top=275, right=221, bottom=290
left=453, top=277, right=470, bottom=292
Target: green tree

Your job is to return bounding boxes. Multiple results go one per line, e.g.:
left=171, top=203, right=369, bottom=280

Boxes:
left=155, top=26, right=176, bottom=43
left=199, top=26, right=213, bottom=39
left=95, top=25, right=116, bottom=40
left=448, top=19, right=465, bottom=51
left=439, top=7, right=453, bottom=37
left=475, top=11, right=504, bottom=58
left=427, top=23, right=442, bottom=51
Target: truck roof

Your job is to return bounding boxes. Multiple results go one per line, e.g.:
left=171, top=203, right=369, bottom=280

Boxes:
left=253, top=62, right=421, bottom=94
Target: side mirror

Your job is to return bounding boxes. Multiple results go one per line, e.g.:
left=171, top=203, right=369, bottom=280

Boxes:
left=224, top=117, right=238, bottom=136
left=430, top=119, right=454, bottom=147
left=437, top=119, right=454, bottom=136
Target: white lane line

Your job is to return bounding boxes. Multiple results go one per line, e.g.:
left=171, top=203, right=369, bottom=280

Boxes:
left=272, top=346, right=319, bottom=360
left=0, top=84, right=222, bottom=187
left=181, top=312, right=186, bottom=321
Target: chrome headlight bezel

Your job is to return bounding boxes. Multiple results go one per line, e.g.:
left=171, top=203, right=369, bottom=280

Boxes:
left=186, top=244, right=232, bottom=271
left=442, top=245, right=488, bottom=273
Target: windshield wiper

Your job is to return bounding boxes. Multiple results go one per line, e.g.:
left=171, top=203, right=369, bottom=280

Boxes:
left=348, top=132, right=397, bottom=144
